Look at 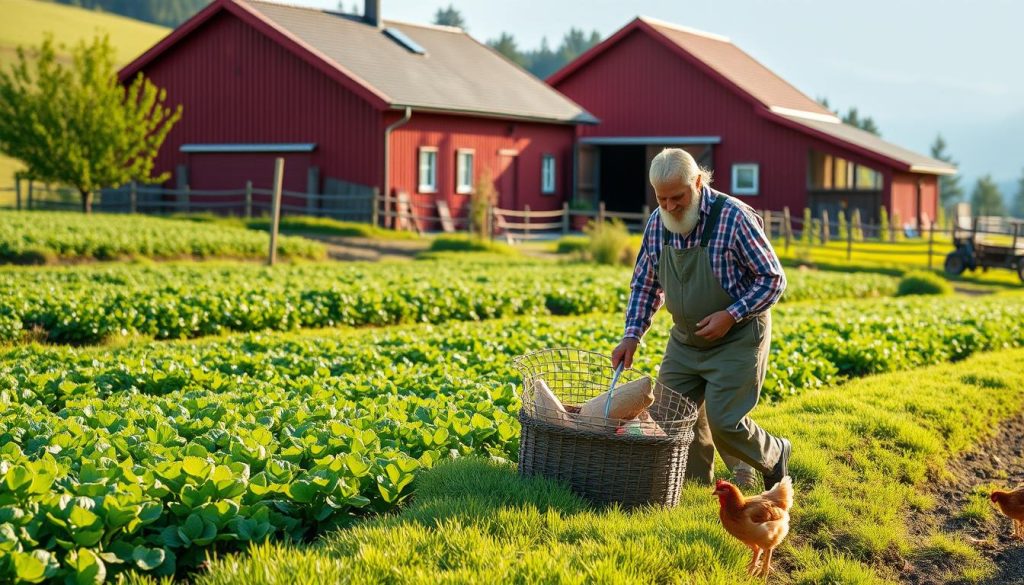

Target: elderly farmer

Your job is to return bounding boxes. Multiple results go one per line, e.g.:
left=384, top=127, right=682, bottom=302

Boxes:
left=610, top=148, right=791, bottom=490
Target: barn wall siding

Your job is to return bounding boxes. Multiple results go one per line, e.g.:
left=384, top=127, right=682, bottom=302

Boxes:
left=139, top=11, right=383, bottom=194
left=387, top=113, right=576, bottom=224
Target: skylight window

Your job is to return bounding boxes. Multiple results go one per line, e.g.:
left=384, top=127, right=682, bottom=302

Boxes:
left=384, top=28, right=427, bottom=55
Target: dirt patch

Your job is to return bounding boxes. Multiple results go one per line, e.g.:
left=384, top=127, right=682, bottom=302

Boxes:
left=902, top=414, right=1024, bottom=585
left=295, top=233, right=429, bottom=262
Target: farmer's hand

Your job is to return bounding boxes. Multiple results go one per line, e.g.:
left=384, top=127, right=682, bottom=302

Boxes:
left=695, top=311, right=736, bottom=341
left=611, top=337, right=639, bottom=369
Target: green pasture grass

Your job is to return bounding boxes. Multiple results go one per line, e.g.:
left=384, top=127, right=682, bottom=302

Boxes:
left=126, top=349, right=1024, bottom=585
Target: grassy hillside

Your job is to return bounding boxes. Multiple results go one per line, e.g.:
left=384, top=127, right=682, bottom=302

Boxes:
left=0, top=0, right=170, bottom=203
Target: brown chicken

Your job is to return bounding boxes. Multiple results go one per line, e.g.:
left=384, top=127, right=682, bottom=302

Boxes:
left=991, top=486, right=1024, bottom=540
left=713, top=475, right=793, bottom=578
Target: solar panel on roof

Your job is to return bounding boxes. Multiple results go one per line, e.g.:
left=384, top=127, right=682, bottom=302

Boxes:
left=383, top=27, right=427, bottom=55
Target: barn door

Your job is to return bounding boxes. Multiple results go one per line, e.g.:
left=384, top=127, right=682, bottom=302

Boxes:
left=576, top=144, right=599, bottom=207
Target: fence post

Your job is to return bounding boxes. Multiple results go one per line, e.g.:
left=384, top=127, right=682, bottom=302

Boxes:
left=267, top=158, right=285, bottom=266
left=14, top=176, right=21, bottom=211
left=524, top=205, right=531, bottom=240
left=927, top=222, right=935, bottom=270
left=821, top=210, right=830, bottom=245
left=562, top=202, right=569, bottom=235
left=178, top=185, right=190, bottom=214
left=370, top=187, right=379, bottom=227
left=783, top=207, right=792, bottom=252
left=129, top=181, right=138, bottom=214
left=245, top=181, right=253, bottom=219
left=598, top=201, right=606, bottom=225
left=27, top=180, right=33, bottom=210
left=764, top=210, right=773, bottom=240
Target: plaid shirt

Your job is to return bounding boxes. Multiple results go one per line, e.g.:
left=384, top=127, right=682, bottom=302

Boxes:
left=624, top=187, right=786, bottom=341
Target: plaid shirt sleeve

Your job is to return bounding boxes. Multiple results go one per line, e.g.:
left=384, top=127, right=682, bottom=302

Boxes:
left=623, top=213, right=665, bottom=340
left=725, top=207, right=787, bottom=322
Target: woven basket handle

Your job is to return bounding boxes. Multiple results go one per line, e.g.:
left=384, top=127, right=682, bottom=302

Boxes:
left=604, top=362, right=625, bottom=418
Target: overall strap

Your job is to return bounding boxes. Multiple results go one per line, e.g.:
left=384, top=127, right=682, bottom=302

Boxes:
left=700, top=194, right=728, bottom=248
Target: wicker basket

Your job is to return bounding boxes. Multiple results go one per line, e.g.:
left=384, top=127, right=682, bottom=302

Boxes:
left=513, top=348, right=699, bottom=508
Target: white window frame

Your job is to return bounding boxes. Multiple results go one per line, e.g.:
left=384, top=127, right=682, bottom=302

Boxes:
left=418, top=147, right=438, bottom=193
left=732, top=163, right=759, bottom=195
left=456, top=149, right=474, bottom=194
left=541, top=154, right=556, bottom=194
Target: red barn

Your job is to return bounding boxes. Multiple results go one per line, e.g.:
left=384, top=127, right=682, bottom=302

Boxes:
left=549, top=17, right=956, bottom=228
left=119, top=0, right=595, bottom=226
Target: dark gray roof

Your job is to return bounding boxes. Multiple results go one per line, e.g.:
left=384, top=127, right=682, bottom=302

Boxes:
left=246, top=1, right=596, bottom=124
left=779, top=113, right=957, bottom=175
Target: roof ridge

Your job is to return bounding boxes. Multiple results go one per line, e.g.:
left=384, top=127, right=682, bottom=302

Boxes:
left=638, top=16, right=730, bottom=43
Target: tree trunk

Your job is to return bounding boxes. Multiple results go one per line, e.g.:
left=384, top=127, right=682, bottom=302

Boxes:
left=80, top=190, right=92, bottom=214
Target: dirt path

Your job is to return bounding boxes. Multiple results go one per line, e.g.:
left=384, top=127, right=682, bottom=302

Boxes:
left=295, top=233, right=430, bottom=262
left=902, top=414, right=1024, bottom=585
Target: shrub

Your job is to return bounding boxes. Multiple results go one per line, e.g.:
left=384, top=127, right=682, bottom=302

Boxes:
left=584, top=218, right=632, bottom=265
left=428, top=235, right=517, bottom=255
left=554, top=236, right=588, bottom=255
left=896, top=271, right=953, bottom=296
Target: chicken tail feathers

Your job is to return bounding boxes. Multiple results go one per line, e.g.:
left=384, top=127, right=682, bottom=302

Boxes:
left=764, top=475, right=793, bottom=511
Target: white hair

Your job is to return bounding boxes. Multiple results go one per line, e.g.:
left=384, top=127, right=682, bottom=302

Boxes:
left=649, top=148, right=713, bottom=188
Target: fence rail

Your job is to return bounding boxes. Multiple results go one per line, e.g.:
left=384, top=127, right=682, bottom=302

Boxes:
left=4, top=179, right=1022, bottom=270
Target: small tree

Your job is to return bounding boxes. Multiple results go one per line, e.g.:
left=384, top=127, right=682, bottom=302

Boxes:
left=970, top=174, right=1006, bottom=217
left=0, top=35, right=182, bottom=213
left=1013, top=167, right=1024, bottom=219
left=850, top=208, right=864, bottom=241
left=837, top=209, right=848, bottom=240
left=879, top=205, right=890, bottom=242
left=470, top=168, right=496, bottom=239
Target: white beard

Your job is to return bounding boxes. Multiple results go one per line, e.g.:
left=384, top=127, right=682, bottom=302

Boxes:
left=659, top=191, right=701, bottom=235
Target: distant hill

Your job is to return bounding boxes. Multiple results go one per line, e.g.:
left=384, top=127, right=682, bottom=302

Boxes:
left=40, top=0, right=209, bottom=28
left=0, top=0, right=169, bottom=200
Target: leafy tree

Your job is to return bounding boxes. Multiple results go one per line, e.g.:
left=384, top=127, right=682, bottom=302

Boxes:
left=930, top=134, right=963, bottom=208
left=0, top=35, right=182, bottom=213
left=433, top=4, right=466, bottom=29
left=970, top=174, right=1006, bottom=217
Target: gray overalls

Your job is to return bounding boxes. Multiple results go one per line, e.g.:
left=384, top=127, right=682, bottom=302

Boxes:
left=655, top=193, right=782, bottom=484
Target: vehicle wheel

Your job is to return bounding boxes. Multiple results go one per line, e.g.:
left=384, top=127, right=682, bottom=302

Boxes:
left=944, top=252, right=966, bottom=276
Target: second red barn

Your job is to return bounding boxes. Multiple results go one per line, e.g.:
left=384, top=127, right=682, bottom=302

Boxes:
left=549, top=17, right=956, bottom=228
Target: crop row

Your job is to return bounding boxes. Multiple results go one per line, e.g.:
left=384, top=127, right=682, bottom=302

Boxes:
left=0, top=211, right=324, bottom=264
left=2, top=295, right=1020, bottom=582
left=0, top=261, right=898, bottom=344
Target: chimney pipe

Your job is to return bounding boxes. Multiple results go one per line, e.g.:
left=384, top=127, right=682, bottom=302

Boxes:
left=364, top=0, right=381, bottom=28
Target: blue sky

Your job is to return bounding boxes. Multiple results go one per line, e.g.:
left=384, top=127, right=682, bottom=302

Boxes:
left=303, top=0, right=1024, bottom=194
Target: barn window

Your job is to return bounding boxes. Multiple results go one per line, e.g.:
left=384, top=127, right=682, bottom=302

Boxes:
left=732, top=163, right=759, bottom=195
left=456, top=149, right=474, bottom=194
left=541, top=154, right=556, bottom=194
left=418, top=147, right=437, bottom=193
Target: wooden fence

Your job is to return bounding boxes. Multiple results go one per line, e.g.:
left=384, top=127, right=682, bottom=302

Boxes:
left=6, top=179, right=378, bottom=221
left=5, top=179, right=1021, bottom=270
